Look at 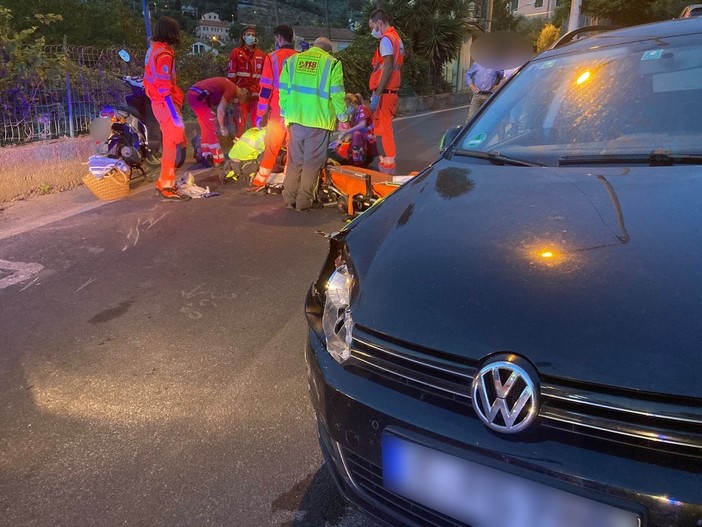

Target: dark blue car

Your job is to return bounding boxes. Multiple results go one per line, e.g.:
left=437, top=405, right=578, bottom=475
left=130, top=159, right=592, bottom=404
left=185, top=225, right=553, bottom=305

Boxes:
left=306, top=17, right=702, bottom=527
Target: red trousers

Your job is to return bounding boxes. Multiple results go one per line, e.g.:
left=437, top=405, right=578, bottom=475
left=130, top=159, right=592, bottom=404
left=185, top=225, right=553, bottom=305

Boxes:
left=372, top=93, right=398, bottom=173
left=187, top=91, right=224, bottom=165
left=236, top=98, right=257, bottom=138
left=151, top=98, right=186, bottom=190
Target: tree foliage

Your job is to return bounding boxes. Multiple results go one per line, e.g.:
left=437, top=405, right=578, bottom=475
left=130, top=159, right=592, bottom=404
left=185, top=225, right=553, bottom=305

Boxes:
left=535, top=23, right=560, bottom=52
left=514, top=15, right=548, bottom=51
left=0, top=6, right=65, bottom=89
left=381, top=0, right=472, bottom=74
left=580, top=0, right=690, bottom=25
left=2, top=0, right=146, bottom=48
left=491, top=0, right=519, bottom=32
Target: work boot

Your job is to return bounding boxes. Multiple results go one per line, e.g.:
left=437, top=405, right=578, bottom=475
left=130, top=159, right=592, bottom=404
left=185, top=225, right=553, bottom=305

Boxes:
left=157, top=187, right=190, bottom=202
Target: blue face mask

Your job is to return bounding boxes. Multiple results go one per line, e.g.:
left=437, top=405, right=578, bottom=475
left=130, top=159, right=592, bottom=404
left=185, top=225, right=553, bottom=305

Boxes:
left=371, top=24, right=382, bottom=39
left=244, top=35, right=257, bottom=46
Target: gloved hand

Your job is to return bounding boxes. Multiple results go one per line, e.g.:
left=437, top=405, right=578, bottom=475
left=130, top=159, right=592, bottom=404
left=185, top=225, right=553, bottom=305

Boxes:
left=370, top=94, right=379, bottom=111
left=255, top=115, right=264, bottom=129
left=220, top=126, right=229, bottom=137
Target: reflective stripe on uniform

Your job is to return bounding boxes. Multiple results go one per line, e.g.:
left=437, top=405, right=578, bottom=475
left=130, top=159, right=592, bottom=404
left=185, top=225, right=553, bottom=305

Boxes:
left=272, top=55, right=279, bottom=88
left=165, top=96, right=184, bottom=128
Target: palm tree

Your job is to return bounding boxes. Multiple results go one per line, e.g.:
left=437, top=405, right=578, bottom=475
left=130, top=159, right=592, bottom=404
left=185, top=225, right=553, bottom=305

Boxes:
left=383, top=0, right=473, bottom=76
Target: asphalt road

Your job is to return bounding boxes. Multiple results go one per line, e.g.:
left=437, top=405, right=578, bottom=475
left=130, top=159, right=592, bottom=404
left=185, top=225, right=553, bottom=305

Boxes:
left=0, top=106, right=467, bottom=527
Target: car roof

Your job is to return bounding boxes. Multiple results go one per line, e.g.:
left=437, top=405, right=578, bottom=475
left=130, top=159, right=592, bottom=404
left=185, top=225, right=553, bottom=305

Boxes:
left=539, top=17, right=702, bottom=59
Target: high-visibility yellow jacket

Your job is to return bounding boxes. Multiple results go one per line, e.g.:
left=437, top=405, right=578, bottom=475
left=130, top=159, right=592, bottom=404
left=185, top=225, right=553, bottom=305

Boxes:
left=228, top=127, right=266, bottom=161
left=278, top=47, right=346, bottom=132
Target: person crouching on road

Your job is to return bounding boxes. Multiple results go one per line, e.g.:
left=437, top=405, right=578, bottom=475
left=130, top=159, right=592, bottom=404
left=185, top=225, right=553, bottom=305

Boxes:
left=249, top=24, right=298, bottom=191
left=279, top=37, right=347, bottom=212
left=143, top=16, right=188, bottom=202
left=187, top=77, right=249, bottom=167
left=336, top=93, right=376, bottom=167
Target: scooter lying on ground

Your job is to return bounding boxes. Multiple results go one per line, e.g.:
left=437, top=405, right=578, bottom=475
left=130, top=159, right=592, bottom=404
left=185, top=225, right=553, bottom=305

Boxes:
left=88, top=50, right=166, bottom=180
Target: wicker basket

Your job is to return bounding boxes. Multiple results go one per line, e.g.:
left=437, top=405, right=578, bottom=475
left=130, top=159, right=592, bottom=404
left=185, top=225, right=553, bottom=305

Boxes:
left=82, top=167, right=130, bottom=201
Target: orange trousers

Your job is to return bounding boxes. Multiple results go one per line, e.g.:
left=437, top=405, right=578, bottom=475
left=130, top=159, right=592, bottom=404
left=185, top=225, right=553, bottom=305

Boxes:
left=151, top=98, right=186, bottom=190
left=236, top=98, right=257, bottom=138
left=256, top=117, right=287, bottom=184
left=372, top=93, right=398, bottom=161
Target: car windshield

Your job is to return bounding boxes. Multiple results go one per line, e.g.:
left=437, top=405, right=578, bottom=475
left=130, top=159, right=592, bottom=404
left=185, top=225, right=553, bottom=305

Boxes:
left=458, top=32, right=702, bottom=166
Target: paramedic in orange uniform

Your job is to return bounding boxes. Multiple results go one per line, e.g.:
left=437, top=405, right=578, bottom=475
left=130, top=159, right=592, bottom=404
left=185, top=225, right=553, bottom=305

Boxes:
left=187, top=77, right=247, bottom=167
left=249, top=24, right=298, bottom=190
left=228, top=25, right=266, bottom=137
left=368, top=9, right=404, bottom=175
left=144, top=16, right=188, bottom=201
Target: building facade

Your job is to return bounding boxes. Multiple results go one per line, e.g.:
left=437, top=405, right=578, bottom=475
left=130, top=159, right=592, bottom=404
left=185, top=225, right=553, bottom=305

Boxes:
left=513, top=0, right=561, bottom=19
left=195, top=12, right=232, bottom=44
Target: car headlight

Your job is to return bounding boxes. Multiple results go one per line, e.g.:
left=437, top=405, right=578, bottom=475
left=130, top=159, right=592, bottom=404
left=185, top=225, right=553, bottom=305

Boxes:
left=322, top=264, right=354, bottom=363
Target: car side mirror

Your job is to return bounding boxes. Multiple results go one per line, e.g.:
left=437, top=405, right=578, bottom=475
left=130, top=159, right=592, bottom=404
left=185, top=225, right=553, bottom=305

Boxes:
left=118, top=49, right=131, bottom=64
left=440, top=126, right=462, bottom=153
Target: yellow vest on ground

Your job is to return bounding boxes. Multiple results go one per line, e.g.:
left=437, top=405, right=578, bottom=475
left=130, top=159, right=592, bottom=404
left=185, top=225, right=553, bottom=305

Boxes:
left=228, top=128, right=266, bottom=161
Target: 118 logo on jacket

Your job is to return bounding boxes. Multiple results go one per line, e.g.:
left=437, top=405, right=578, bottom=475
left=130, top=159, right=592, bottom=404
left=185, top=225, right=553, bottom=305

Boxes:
left=297, top=60, right=319, bottom=74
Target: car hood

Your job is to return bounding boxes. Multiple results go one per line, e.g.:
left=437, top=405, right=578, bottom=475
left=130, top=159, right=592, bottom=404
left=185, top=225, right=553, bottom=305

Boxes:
left=344, top=162, right=702, bottom=398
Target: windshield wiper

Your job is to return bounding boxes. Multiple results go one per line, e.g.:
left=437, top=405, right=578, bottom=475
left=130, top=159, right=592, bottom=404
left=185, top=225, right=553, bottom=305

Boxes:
left=453, top=149, right=544, bottom=167
left=559, top=150, right=702, bottom=167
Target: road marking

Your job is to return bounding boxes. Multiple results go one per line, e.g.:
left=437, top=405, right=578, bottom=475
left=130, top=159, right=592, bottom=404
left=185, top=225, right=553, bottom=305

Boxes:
left=396, top=105, right=469, bottom=121
left=122, top=212, right=169, bottom=251
left=74, top=278, right=96, bottom=293
left=0, top=259, right=44, bottom=290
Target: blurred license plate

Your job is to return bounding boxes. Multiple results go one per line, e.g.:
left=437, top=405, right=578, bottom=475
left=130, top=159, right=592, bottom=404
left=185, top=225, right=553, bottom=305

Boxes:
left=382, top=435, right=638, bottom=527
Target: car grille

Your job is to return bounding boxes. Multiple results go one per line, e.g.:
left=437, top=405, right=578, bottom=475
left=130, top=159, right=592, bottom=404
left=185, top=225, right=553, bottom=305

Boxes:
left=347, top=326, right=702, bottom=462
left=340, top=446, right=470, bottom=527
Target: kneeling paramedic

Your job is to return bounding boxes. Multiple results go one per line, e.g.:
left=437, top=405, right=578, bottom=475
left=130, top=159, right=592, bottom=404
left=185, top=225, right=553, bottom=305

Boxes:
left=224, top=126, right=266, bottom=183
left=187, top=77, right=248, bottom=167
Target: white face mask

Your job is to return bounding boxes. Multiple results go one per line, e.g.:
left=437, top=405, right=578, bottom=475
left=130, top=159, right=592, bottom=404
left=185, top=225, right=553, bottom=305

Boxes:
left=371, top=24, right=382, bottom=39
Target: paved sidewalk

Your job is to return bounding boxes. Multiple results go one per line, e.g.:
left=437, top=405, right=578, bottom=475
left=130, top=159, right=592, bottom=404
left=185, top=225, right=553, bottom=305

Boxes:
left=0, top=166, right=212, bottom=242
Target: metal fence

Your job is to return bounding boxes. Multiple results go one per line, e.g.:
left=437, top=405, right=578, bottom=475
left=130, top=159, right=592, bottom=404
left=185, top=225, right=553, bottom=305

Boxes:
left=0, top=45, right=145, bottom=146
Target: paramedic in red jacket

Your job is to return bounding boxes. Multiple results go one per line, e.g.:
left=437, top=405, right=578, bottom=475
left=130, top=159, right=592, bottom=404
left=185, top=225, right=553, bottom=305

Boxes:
left=228, top=26, right=266, bottom=137
left=249, top=24, right=298, bottom=190
left=368, top=9, right=404, bottom=175
left=187, top=77, right=247, bottom=167
left=144, top=16, right=188, bottom=201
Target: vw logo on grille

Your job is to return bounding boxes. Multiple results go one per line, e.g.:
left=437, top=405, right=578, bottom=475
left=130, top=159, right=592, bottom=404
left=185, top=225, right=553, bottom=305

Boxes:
left=471, top=359, right=539, bottom=434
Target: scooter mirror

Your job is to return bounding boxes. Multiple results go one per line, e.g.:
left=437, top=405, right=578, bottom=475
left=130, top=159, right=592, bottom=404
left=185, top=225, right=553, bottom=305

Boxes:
left=118, top=49, right=131, bottom=63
